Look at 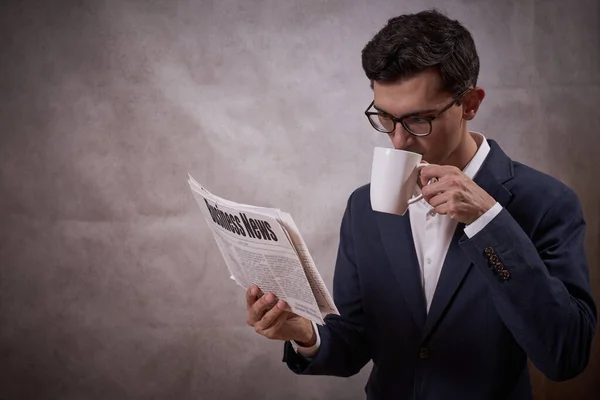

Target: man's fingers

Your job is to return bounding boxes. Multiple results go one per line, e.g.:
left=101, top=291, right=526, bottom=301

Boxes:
left=428, top=191, right=451, bottom=208
left=258, top=314, right=289, bottom=340
left=420, top=164, right=441, bottom=181
left=420, top=164, right=460, bottom=185
left=422, top=180, right=450, bottom=202
left=247, top=292, right=277, bottom=325
left=419, top=164, right=444, bottom=187
left=245, top=285, right=262, bottom=309
left=254, top=300, right=287, bottom=332
left=434, top=202, right=451, bottom=216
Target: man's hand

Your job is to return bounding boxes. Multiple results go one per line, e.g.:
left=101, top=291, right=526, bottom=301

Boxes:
left=419, top=164, right=496, bottom=225
left=246, top=285, right=316, bottom=346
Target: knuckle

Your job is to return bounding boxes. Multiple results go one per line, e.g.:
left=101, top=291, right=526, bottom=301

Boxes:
left=252, top=300, right=265, bottom=312
left=255, top=296, right=266, bottom=305
left=261, top=315, right=272, bottom=326
left=263, top=331, right=274, bottom=339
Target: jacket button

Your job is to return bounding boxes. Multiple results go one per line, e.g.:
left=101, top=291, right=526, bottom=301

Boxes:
left=499, top=270, right=511, bottom=281
left=489, top=254, right=500, bottom=264
left=419, top=347, right=429, bottom=359
left=484, top=247, right=495, bottom=257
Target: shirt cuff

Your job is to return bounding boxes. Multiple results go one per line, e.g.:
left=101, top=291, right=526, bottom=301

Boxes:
left=464, top=202, right=503, bottom=238
left=290, top=321, right=320, bottom=358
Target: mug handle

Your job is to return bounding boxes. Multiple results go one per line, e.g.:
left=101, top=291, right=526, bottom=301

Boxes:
left=407, top=162, right=434, bottom=205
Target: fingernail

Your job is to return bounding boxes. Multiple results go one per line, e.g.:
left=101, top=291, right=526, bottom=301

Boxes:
left=251, top=287, right=257, bottom=296
left=277, top=300, right=285, bottom=309
left=265, top=293, right=274, bottom=302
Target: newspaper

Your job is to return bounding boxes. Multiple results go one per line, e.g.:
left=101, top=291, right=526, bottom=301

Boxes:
left=188, top=174, right=339, bottom=325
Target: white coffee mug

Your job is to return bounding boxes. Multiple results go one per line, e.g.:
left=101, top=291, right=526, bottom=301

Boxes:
left=370, top=147, right=428, bottom=216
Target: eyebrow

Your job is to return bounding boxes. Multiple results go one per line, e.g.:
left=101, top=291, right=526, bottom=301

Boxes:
left=372, top=104, right=438, bottom=118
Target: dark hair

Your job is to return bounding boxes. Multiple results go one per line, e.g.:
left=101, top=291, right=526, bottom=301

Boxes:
left=361, top=9, right=479, bottom=96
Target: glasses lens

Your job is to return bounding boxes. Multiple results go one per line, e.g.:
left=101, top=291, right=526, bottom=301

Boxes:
left=403, top=116, right=431, bottom=135
left=369, top=114, right=395, bottom=133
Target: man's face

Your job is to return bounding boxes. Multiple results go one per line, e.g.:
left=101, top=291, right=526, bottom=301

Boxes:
left=372, top=68, right=470, bottom=165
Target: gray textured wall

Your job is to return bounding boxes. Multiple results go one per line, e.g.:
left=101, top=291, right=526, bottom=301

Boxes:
left=0, top=0, right=598, bottom=399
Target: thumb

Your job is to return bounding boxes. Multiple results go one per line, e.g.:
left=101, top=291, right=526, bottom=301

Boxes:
left=418, top=163, right=430, bottom=187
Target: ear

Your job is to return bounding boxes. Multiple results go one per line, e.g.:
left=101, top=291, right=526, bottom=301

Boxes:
left=461, top=87, right=485, bottom=120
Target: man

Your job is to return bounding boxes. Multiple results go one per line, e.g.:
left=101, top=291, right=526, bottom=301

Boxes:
left=245, top=9, right=597, bottom=399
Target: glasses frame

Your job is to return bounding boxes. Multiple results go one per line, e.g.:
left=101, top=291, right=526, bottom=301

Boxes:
left=364, top=88, right=471, bottom=137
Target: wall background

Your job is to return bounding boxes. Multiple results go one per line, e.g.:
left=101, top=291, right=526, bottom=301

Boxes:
left=0, top=0, right=598, bottom=399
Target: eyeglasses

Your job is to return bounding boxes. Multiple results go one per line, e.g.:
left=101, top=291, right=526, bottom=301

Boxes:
left=364, top=88, right=471, bottom=137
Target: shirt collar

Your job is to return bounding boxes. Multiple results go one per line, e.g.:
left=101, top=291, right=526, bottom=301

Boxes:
left=462, top=131, right=490, bottom=180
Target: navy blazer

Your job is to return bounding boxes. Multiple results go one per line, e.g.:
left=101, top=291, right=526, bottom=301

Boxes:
left=283, top=140, right=597, bottom=399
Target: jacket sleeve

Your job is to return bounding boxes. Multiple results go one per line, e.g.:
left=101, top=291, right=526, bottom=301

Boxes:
left=283, top=190, right=372, bottom=377
left=459, top=186, right=597, bottom=381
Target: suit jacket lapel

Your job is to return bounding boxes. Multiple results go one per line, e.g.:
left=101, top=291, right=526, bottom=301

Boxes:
left=376, top=212, right=427, bottom=329
left=421, top=140, right=514, bottom=340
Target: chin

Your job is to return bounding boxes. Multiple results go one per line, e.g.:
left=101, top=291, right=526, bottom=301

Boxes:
left=415, top=151, right=430, bottom=161
left=405, top=147, right=422, bottom=155
left=422, top=155, right=441, bottom=165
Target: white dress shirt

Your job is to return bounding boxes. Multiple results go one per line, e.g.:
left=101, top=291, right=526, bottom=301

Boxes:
left=293, top=132, right=503, bottom=357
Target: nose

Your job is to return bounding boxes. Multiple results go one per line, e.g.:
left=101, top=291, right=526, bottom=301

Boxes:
left=390, top=124, right=414, bottom=150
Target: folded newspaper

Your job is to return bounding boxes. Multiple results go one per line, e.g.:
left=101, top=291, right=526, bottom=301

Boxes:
left=188, top=174, right=339, bottom=325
